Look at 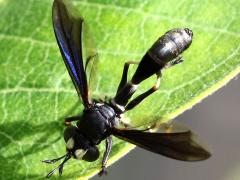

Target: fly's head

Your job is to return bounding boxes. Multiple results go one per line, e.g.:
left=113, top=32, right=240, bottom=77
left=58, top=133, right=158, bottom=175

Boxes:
left=64, top=125, right=99, bottom=161
left=42, top=126, right=99, bottom=178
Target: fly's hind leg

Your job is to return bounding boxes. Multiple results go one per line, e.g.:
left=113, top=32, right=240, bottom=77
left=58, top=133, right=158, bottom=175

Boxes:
left=164, top=56, right=184, bottom=69
left=117, top=61, right=139, bottom=93
left=125, top=71, right=162, bottom=111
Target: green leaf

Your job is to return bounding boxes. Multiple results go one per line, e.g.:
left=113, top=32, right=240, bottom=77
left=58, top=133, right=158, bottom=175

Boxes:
left=0, top=0, right=239, bottom=179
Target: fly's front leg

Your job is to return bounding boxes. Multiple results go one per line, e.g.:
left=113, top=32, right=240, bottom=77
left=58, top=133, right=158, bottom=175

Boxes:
left=125, top=71, right=162, bottom=111
left=98, top=136, right=113, bottom=176
left=117, top=61, right=139, bottom=93
left=64, top=116, right=81, bottom=126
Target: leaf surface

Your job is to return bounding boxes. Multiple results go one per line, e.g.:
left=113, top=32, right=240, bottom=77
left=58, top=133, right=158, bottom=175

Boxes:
left=0, top=0, right=239, bottom=179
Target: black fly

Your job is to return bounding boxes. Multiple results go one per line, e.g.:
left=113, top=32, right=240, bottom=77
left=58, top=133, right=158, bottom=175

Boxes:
left=43, top=0, right=211, bottom=178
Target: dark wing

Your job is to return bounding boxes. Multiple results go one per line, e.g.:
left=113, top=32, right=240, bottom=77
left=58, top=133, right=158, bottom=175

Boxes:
left=112, top=121, right=211, bottom=161
left=52, top=0, right=90, bottom=106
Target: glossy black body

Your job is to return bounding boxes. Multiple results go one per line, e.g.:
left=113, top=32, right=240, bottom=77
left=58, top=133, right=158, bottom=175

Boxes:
left=149, top=28, right=193, bottom=63
left=43, top=0, right=211, bottom=178
left=114, top=28, right=193, bottom=106
left=77, top=103, right=117, bottom=144
left=133, top=28, right=192, bottom=84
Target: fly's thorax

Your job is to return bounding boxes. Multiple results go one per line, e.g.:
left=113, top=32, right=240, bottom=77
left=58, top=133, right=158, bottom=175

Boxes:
left=148, top=28, right=193, bottom=64
left=77, top=103, right=117, bottom=144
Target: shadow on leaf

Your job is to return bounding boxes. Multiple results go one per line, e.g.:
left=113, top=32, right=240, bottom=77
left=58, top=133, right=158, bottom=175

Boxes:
left=0, top=102, right=81, bottom=179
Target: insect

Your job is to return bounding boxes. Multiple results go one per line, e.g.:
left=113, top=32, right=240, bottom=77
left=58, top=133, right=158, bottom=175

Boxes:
left=43, top=0, right=211, bottom=178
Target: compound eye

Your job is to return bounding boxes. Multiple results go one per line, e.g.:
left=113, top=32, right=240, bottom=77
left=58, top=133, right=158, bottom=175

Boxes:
left=64, top=126, right=78, bottom=142
left=82, top=146, right=99, bottom=162
left=66, top=137, right=74, bottom=150
left=74, top=149, right=87, bottom=160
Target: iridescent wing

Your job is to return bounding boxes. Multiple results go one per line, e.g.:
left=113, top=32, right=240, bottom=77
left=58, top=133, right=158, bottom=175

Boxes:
left=52, top=0, right=98, bottom=106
